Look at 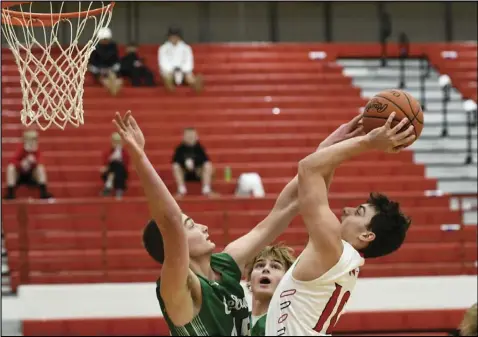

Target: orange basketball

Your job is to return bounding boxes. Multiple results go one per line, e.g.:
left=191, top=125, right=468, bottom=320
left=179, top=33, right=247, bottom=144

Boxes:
left=362, top=89, right=424, bottom=147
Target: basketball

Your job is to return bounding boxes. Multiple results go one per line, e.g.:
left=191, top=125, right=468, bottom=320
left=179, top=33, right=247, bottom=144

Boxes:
left=362, top=89, right=424, bottom=147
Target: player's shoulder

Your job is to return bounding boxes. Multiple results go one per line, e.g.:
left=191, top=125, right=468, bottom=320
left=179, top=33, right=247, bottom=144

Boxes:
left=211, top=252, right=242, bottom=281
left=342, top=240, right=364, bottom=261
left=309, top=241, right=363, bottom=282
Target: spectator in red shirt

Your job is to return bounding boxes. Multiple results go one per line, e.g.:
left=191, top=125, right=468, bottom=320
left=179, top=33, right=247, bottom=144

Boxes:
left=172, top=127, right=215, bottom=197
left=101, top=132, right=129, bottom=199
left=4, top=130, right=53, bottom=200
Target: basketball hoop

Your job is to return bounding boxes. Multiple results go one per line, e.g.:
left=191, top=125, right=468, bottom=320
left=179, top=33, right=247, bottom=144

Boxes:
left=1, top=1, right=115, bottom=130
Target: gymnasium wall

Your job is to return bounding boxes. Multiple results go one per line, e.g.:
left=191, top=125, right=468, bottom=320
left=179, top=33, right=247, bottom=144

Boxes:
left=2, top=2, right=477, bottom=45
left=102, top=1, right=478, bottom=43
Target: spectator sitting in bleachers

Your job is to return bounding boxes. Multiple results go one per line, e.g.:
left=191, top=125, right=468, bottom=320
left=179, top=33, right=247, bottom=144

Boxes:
left=3, top=130, right=53, bottom=200
left=88, top=27, right=123, bottom=96
left=101, top=132, right=129, bottom=199
left=120, top=43, right=156, bottom=87
left=158, top=26, right=203, bottom=92
left=172, top=127, right=214, bottom=197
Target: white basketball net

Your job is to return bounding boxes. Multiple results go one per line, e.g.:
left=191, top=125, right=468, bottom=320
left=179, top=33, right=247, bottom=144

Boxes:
left=1, top=2, right=114, bottom=130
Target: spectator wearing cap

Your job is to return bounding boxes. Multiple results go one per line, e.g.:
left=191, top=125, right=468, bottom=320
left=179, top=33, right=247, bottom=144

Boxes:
left=88, top=27, right=123, bottom=96
left=100, top=132, right=130, bottom=199
left=158, top=26, right=203, bottom=92
left=4, top=130, right=53, bottom=200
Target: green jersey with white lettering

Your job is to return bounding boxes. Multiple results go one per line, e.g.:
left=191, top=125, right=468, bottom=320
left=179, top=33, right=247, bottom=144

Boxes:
left=156, top=253, right=251, bottom=336
left=251, top=314, right=267, bottom=336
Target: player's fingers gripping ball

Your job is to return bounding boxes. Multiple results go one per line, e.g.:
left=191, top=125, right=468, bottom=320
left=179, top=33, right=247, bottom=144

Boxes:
left=362, top=89, right=424, bottom=147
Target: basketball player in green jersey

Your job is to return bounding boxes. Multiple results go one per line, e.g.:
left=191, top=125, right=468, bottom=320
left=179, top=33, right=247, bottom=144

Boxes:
left=247, top=244, right=295, bottom=336
left=113, top=111, right=364, bottom=336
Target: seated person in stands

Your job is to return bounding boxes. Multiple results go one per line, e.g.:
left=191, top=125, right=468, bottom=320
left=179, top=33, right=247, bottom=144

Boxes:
left=172, top=127, right=214, bottom=197
left=88, top=27, right=123, bottom=96
left=158, top=26, right=203, bottom=92
left=120, top=43, right=156, bottom=87
left=101, top=132, right=129, bottom=199
left=4, top=130, right=53, bottom=200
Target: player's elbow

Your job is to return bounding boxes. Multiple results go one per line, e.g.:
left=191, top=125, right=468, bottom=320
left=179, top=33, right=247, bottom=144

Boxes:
left=298, top=158, right=309, bottom=177
left=298, top=158, right=324, bottom=181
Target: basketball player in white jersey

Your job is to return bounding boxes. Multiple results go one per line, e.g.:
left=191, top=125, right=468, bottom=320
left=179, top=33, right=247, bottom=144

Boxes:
left=266, top=112, right=415, bottom=336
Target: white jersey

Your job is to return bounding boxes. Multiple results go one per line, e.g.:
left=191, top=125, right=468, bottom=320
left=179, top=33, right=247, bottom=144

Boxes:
left=265, top=241, right=364, bottom=336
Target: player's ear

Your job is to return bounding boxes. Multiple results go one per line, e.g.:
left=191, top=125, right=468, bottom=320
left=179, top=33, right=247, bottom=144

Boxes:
left=359, top=230, right=375, bottom=243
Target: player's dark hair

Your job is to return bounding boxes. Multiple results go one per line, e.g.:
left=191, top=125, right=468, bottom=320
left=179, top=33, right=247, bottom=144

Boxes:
left=359, top=193, right=411, bottom=258
left=142, top=219, right=165, bottom=264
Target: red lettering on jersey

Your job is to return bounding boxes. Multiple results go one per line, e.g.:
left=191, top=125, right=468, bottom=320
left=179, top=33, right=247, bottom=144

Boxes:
left=327, top=291, right=351, bottom=334
left=313, top=283, right=342, bottom=333
left=280, top=289, right=296, bottom=297
left=278, top=313, right=288, bottom=324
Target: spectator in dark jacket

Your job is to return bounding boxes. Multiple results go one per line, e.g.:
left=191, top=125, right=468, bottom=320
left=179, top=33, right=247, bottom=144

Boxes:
left=120, top=43, right=156, bottom=87
left=101, top=132, right=129, bottom=199
left=172, top=127, right=215, bottom=197
left=88, top=27, right=123, bottom=96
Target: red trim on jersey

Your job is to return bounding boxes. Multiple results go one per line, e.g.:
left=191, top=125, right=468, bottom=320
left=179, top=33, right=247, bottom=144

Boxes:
left=313, top=283, right=342, bottom=333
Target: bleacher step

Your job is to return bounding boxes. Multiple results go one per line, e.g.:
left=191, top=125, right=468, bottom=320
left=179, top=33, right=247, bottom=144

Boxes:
left=438, top=180, right=478, bottom=194
left=414, top=152, right=477, bottom=164
left=426, top=165, right=477, bottom=179
left=410, top=137, right=477, bottom=152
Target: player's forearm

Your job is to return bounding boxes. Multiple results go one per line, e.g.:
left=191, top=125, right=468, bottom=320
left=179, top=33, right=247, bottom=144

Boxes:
left=131, top=150, right=183, bottom=225
left=299, top=135, right=371, bottom=176
left=317, top=140, right=336, bottom=191
left=274, top=140, right=338, bottom=211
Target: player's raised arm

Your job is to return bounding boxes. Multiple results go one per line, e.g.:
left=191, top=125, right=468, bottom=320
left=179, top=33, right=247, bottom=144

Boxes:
left=223, top=116, right=366, bottom=273
left=297, top=113, right=414, bottom=265
left=113, top=112, right=195, bottom=326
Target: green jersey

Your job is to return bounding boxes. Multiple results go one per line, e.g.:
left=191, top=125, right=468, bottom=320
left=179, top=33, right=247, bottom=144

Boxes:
left=251, top=314, right=266, bottom=336
left=156, top=253, right=251, bottom=336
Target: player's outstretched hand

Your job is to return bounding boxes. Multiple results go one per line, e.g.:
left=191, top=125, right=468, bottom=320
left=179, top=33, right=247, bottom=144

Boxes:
left=113, top=111, right=146, bottom=154
left=366, top=112, right=415, bottom=153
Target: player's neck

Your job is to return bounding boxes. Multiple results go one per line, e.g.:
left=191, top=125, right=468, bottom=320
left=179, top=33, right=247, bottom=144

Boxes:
left=189, top=254, right=217, bottom=281
left=251, top=296, right=270, bottom=317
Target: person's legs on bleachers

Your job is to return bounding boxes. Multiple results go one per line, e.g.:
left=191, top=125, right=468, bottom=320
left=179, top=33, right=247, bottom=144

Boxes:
left=4, top=163, right=52, bottom=200
left=101, top=161, right=127, bottom=198
left=185, top=72, right=203, bottom=92
left=140, top=67, right=156, bottom=87
left=111, top=161, right=128, bottom=199
left=4, top=164, right=18, bottom=200
left=196, top=161, right=215, bottom=196
left=172, top=163, right=187, bottom=197
left=161, top=71, right=175, bottom=92
left=32, top=164, right=53, bottom=199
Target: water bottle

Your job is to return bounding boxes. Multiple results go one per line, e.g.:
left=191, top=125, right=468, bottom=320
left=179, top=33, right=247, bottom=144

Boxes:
left=224, top=166, right=232, bottom=183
